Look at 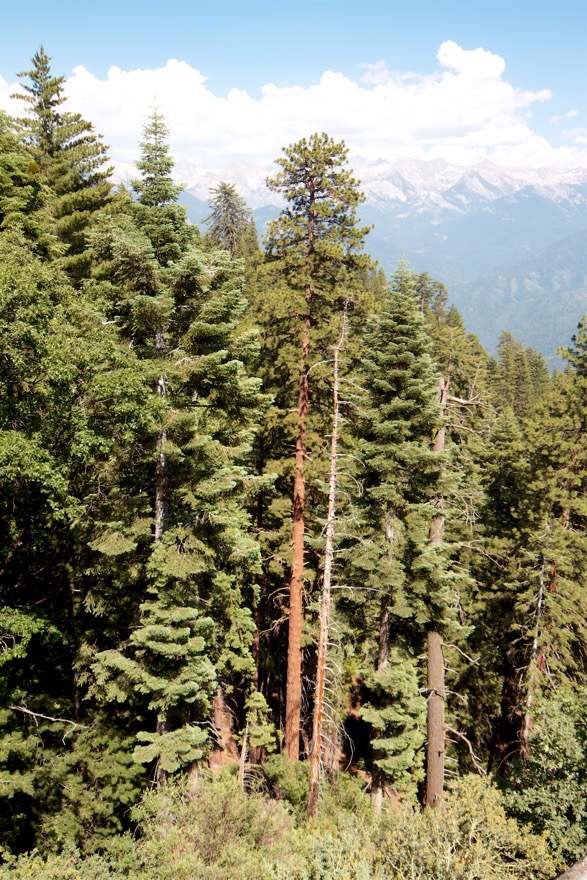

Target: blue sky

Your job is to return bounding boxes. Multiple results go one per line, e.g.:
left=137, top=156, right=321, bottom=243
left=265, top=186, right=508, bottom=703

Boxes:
left=1, top=0, right=585, bottom=168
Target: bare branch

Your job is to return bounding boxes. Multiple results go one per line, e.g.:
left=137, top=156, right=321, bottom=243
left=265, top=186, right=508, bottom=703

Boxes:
left=443, top=643, right=481, bottom=665
left=445, top=725, right=486, bottom=775
left=8, top=705, right=88, bottom=742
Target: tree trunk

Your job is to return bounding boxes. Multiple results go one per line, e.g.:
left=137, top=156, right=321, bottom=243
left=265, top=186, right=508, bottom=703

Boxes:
left=285, top=307, right=311, bottom=761
left=307, top=308, right=345, bottom=817
left=154, top=330, right=168, bottom=783
left=425, top=629, right=445, bottom=806
left=371, top=512, right=394, bottom=813
left=154, top=328, right=168, bottom=542
left=520, top=555, right=547, bottom=757
left=425, top=375, right=448, bottom=807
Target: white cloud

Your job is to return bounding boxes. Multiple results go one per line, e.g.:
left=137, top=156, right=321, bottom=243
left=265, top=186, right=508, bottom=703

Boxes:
left=1, top=43, right=585, bottom=170
left=566, top=126, right=587, bottom=146
left=437, top=40, right=506, bottom=80
left=359, top=60, right=390, bottom=85
left=551, top=109, right=580, bottom=122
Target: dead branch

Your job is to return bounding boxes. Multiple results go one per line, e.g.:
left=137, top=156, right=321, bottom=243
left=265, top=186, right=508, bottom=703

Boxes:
left=445, top=725, right=486, bottom=775
left=443, top=644, right=481, bottom=665
left=8, top=705, right=88, bottom=742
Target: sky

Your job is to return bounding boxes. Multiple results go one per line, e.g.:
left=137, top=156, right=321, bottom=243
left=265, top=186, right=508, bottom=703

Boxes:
left=0, top=0, right=586, bottom=171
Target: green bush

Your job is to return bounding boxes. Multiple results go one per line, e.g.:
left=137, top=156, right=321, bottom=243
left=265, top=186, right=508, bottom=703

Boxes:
left=0, top=847, right=126, bottom=880
left=261, top=753, right=310, bottom=814
left=129, top=769, right=296, bottom=880
left=374, top=775, right=555, bottom=880
left=1, top=771, right=556, bottom=880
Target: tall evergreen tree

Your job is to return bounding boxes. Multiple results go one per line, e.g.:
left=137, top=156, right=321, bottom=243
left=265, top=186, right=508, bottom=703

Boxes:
left=205, top=181, right=252, bottom=259
left=349, top=264, right=442, bottom=809
left=87, top=115, right=267, bottom=781
left=131, top=109, right=193, bottom=266
left=262, top=133, right=370, bottom=761
left=12, top=46, right=112, bottom=279
left=0, top=220, right=156, bottom=852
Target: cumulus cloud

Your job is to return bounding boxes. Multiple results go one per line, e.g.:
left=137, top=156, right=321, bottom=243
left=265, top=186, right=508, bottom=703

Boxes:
left=1, top=42, right=585, bottom=170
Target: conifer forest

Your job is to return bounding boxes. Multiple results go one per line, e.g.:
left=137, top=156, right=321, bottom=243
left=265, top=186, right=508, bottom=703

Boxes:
left=0, top=48, right=586, bottom=880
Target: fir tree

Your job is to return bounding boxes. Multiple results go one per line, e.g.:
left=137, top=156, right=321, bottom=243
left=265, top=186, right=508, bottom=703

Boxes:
left=12, top=46, right=112, bottom=280
left=131, top=109, right=193, bottom=266
left=205, top=180, right=252, bottom=259
left=88, top=115, right=267, bottom=781
left=347, top=264, right=442, bottom=808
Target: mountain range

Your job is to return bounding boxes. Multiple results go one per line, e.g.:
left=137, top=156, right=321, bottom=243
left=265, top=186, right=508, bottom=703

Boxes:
left=114, top=157, right=587, bottom=364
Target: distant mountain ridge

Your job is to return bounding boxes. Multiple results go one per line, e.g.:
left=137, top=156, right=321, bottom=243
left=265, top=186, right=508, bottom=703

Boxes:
left=455, top=230, right=587, bottom=366
left=113, top=156, right=587, bottom=360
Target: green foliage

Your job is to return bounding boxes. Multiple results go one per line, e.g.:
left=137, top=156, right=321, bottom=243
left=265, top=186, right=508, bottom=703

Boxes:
left=12, top=46, right=112, bottom=279
left=501, top=689, right=587, bottom=870
left=205, top=181, right=252, bottom=259
left=244, top=690, right=278, bottom=753
left=131, top=110, right=192, bottom=266
left=1, top=68, right=584, bottom=868
left=492, top=331, right=550, bottom=417
left=360, top=650, right=425, bottom=791
left=0, top=111, right=55, bottom=256
left=0, top=762, right=556, bottom=880
left=374, top=775, right=554, bottom=880
left=0, top=847, right=126, bottom=880
left=129, top=771, right=295, bottom=880
left=262, top=754, right=311, bottom=813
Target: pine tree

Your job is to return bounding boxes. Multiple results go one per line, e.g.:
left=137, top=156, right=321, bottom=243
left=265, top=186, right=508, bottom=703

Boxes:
left=262, top=132, right=370, bottom=761
left=131, top=109, right=192, bottom=266
left=0, top=110, right=55, bottom=256
left=412, top=274, right=488, bottom=803
left=512, top=326, right=587, bottom=747
left=0, top=219, right=157, bottom=851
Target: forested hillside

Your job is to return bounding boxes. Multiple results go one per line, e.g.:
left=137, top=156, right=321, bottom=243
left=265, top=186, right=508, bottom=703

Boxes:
left=0, top=49, right=585, bottom=880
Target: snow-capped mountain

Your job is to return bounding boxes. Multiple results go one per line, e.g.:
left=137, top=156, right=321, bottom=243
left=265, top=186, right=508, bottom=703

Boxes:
left=113, top=154, right=587, bottom=218
left=111, top=156, right=587, bottom=361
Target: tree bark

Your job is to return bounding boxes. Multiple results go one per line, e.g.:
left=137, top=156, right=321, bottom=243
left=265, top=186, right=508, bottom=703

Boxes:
left=425, top=629, right=445, bottom=806
left=520, top=555, right=547, bottom=757
left=154, top=327, right=168, bottom=542
left=307, top=307, right=345, bottom=817
left=154, top=329, right=168, bottom=784
left=285, top=306, right=311, bottom=761
left=285, top=182, right=316, bottom=762
left=425, top=375, right=448, bottom=807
